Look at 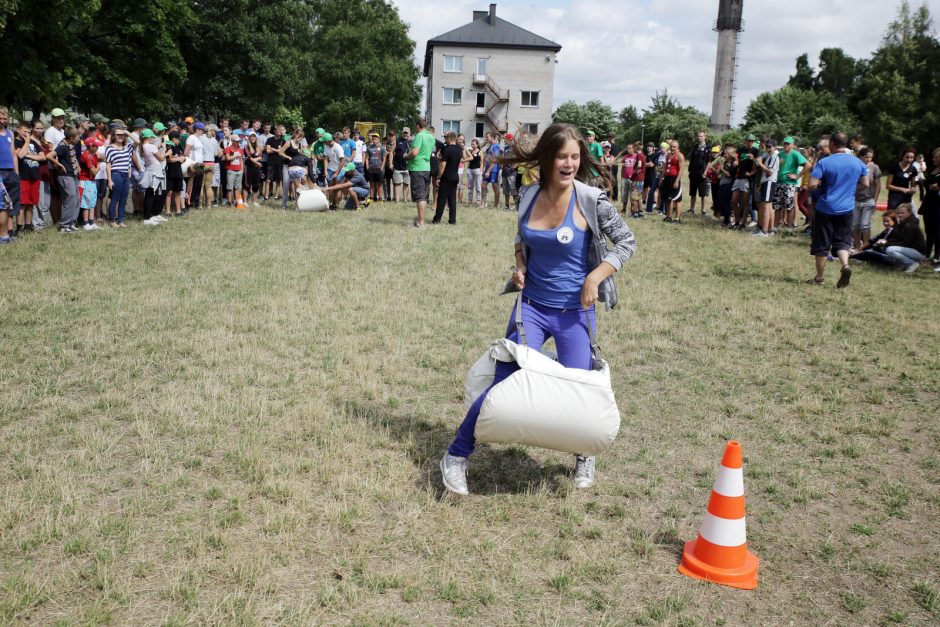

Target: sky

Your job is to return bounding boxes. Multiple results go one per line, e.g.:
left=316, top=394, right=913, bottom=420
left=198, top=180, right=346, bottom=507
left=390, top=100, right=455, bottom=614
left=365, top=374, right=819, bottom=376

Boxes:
left=390, top=0, right=922, bottom=126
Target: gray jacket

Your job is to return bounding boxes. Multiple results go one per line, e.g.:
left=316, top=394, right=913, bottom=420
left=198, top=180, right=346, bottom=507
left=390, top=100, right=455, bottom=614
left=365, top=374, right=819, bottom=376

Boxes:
left=505, top=180, right=637, bottom=309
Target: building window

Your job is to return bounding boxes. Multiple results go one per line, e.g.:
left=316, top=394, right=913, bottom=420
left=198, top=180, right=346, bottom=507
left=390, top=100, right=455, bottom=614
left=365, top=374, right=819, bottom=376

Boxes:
left=523, top=123, right=539, bottom=134
left=476, top=58, right=488, bottom=75
left=475, top=122, right=485, bottom=138
left=521, top=91, right=540, bottom=107
left=443, top=55, right=463, bottom=73
left=443, top=88, right=462, bottom=105
left=476, top=93, right=485, bottom=108
left=442, top=120, right=461, bottom=134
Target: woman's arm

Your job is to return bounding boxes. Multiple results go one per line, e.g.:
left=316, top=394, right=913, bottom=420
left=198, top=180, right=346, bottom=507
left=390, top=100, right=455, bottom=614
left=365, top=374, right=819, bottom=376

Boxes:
left=594, top=190, right=637, bottom=270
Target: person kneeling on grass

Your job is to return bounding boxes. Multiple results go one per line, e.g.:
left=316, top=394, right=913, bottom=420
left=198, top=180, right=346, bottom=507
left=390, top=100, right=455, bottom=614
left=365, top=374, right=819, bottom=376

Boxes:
left=439, top=123, right=637, bottom=496
left=318, top=163, right=370, bottom=210
left=850, top=204, right=927, bottom=272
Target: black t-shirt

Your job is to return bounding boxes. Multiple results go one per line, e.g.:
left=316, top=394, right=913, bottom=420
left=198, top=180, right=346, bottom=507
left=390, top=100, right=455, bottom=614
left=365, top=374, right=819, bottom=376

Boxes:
left=469, top=148, right=481, bottom=169
left=887, top=163, right=917, bottom=206
left=288, top=153, right=310, bottom=168
left=440, top=144, right=463, bottom=182
left=393, top=138, right=410, bottom=170
left=16, top=137, right=42, bottom=181
left=54, top=142, right=77, bottom=176
left=166, top=143, right=184, bottom=179
left=736, top=146, right=759, bottom=179
left=688, top=143, right=710, bottom=176
left=266, top=136, right=285, bottom=167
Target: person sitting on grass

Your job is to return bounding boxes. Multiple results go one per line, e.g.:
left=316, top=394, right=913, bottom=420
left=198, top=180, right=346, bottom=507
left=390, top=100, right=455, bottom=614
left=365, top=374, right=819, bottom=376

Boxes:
left=850, top=204, right=926, bottom=272
left=318, top=162, right=369, bottom=210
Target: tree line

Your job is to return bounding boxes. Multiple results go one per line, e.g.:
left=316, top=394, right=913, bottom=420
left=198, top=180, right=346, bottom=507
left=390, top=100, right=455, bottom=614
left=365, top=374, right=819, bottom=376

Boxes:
left=0, top=0, right=422, bottom=129
left=552, top=1, right=938, bottom=170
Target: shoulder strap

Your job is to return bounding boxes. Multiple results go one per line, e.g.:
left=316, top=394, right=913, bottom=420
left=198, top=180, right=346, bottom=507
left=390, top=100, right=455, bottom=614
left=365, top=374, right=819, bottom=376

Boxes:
left=514, top=294, right=604, bottom=361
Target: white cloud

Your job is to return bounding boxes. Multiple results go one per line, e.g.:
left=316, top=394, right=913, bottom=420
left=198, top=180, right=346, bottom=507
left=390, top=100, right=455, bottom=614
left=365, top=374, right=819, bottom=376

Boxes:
left=392, top=0, right=910, bottom=125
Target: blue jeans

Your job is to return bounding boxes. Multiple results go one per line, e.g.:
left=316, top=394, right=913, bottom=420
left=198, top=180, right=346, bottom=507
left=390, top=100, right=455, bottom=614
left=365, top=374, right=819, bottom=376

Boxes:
left=108, top=171, right=130, bottom=223
left=448, top=298, right=596, bottom=458
left=646, top=176, right=660, bottom=213
left=886, top=245, right=924, bottom=266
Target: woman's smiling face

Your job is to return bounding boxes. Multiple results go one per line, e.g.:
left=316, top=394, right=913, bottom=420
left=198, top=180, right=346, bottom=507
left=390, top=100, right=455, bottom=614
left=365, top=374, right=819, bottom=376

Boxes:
left=553, top=138, right=580, bottom=187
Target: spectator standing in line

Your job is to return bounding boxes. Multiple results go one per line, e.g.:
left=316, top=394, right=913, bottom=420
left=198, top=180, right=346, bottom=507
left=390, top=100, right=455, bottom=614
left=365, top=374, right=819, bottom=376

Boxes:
left=0, top=176, right=8, bottom=243
left=852, top=147, right=882, bottom=251
left=919, top=147, right=940, bottom=265
left=807, top=132, right=869, bottom=287
left=406, top=118, right=435, bottom=228
left=256, top=123, right=271, bottom=198
left=44, top=108, right=66, bottom=147
left=629, top=144, right=646, bottom=218
left=393, top=127, right=411, bottom=202
left=164, top=131, right=185, bottom=217
left=456, top=133, right=467, bottom=204
left=383, top=130, right=396, bottom=201
left=0, top=107, right=21, bottom=238
left=265, top=124, right=286, bottom=201
left=200, top=123, right=219, bottom=208
left=138, top=130, right=166, bottom=224
left=754, top=139, right=779, bottom=237
left=465, top=138, right=482, bottom=206
left=78, top=136, right=103, bottom=230
left=432, top=131, right=462, bottom=225
left=705, top=145, right=722, bottom=218
left=481, top=131, right=502, bottom=209
left=105, top=126, right=139, bottom=227
left=501, top=133, right=518, bottom=211
left=885, top=147, right=918, bottom=211
left=223, top=131, right=245, bottom=206
left=15, top=120, right=43, bottom=235
left=643, top=142, right=659, bottom=214
left=365, top=132, right=386, bottom=202
left=184, top=122, right=206, bottom=209
left=731, top=137, right=758, bottom=229
left=52, top=129, right=81, bottom=232
left=687, top=130, right=710, bottom=215
left=718, top=145, right=737, bottom=227
left=244, top=131, right=263, bottom=206
left=606, top=132, right=620, bottom=201
left=660, top=140, right=685, bottom=223
left=774, top=137, right=807, bottom=229
left=617, top=143, right=639, bottom=216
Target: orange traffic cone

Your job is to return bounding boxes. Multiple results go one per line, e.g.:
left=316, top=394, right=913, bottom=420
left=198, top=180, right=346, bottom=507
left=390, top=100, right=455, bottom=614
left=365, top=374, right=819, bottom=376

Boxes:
left=678, top=440, right=759, bottom=589
left=235, top=192, right=246, bottom=210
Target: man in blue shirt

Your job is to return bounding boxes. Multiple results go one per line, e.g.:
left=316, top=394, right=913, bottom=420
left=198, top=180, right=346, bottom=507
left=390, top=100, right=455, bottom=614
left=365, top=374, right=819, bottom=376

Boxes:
left=808, top=132, right=869, bottom=288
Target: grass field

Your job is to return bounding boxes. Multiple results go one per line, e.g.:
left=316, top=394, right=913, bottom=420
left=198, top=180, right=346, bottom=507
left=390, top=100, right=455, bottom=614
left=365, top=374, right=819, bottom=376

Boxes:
left=1, top=200, right=938, bottom=625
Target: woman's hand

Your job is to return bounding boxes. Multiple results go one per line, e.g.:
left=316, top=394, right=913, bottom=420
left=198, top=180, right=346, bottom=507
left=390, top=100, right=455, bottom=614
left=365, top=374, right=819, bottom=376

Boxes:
left=581, top=274, right=600, bottom=309
left=511, top=264, right=526, bottom=290
left=108, top=180, right=113, bottom=190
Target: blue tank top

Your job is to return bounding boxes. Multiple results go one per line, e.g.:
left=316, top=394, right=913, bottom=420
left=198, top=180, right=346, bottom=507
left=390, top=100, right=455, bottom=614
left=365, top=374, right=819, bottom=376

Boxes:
left=0, top=130, right=15, bottom=170
left=521, top=189, right=591, bottom=309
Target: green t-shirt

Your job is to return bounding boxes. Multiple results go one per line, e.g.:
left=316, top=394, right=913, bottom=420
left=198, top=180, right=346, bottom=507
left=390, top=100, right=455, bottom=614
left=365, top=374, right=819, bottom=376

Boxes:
left=588, top=141, right=603, bottom=161
left=312, top=140, right=325, bottom=158
left=407, top=129, right=434, bottom=172
left=777, top=149, right=808, bottom=185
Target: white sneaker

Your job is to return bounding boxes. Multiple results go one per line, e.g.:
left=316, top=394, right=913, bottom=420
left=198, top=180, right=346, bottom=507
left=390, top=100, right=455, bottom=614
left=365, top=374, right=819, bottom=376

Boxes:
left=153, top=215, right=168, bottom=223
left=82, top=223, right=96, bottom=231
left=573, top=455, right=596, bottom=489
left=143, top=218, right=160, bottom=226
left=440, top=453, right=469, bottom=495
left=904, top=262, right=919, bottom=273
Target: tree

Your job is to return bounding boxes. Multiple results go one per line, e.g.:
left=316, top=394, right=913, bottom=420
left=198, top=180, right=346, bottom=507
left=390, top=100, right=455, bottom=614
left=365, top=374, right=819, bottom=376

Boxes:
left=815, top=48, right=861, bottom=99
left=742, top=85, right=859, bottom=144
left=786, top=54, right=815, bottom=91
left=552, top=99, right=617, bottom=138
left=855, top=0, right=940, bottom=162
left=638, top=91, right=710, bottom=151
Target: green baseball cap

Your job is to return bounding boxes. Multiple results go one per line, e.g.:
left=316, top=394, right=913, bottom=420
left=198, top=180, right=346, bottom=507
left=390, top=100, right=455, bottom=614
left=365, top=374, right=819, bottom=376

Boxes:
left=315, top=127, right=325, bottom=135
left=50, top=107, right=66, bottom=117
left=745, top=133, right=757, bottom=141
left=322, top=132, right=333, bottom=141
left=152, top=122, right=166, bottom=132
left=586, top=130, right=595, bottom=137
left=342, top=162, right=356, bottom=173
left=782, top=136, right=795, bottom=144
left=140, top=129, right=156, bottom=139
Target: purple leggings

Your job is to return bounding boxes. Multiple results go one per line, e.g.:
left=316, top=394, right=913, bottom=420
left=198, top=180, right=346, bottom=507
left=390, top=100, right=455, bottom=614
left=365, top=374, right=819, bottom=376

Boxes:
left=448, top=298, right=596, bottom=457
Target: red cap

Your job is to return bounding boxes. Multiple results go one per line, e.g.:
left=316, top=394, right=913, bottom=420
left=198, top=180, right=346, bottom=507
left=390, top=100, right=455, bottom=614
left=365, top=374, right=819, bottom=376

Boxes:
left=504, top=133, right=514, bottom=140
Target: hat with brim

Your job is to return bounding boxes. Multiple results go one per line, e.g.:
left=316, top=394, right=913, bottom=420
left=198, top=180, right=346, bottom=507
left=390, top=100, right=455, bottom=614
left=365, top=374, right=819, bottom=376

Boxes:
left=342, top=162, right=356, bottom=173
left=152, top=122, right=166, bottom=133
left=745, top=133, right=757, bottom=141
left=711, top=146, right=720, bottom=154
left=193, top=122, right=206, bottom=130
left=141, top=129, right=156, bottom=139
left=207, top=124, right=219, bottom=133
left=133, top=118, right=147, bottom=128
left=73, top=115, right=88, bottom=124
left=586, top=130, right=595, bottom=137
left=50, top=108, right=66, bottom=117
left=782, top=136, right=795, bottom=145
left=315, top=127, right=325, bottom=135
left=322, top=132, right=333, bottom=141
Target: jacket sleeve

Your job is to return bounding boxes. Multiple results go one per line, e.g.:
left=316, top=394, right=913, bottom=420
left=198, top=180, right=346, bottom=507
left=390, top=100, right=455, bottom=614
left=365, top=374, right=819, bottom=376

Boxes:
left=595, top=190, right=636, bottom=270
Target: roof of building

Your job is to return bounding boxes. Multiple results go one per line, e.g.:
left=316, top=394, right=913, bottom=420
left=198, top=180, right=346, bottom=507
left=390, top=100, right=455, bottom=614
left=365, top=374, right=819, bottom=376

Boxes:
left=423, top=6, right=561, bottom=76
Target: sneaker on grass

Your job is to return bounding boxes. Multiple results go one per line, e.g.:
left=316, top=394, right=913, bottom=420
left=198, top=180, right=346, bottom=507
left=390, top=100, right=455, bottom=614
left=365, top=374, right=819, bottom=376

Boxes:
left=573, top=455, right=596, bottom=489
left=440, top=453, right=469, bottom=495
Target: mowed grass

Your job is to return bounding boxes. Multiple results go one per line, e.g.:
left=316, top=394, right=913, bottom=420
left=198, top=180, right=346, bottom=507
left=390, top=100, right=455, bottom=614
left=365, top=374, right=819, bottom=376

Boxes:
left=1, top=200, right=939, bottom=625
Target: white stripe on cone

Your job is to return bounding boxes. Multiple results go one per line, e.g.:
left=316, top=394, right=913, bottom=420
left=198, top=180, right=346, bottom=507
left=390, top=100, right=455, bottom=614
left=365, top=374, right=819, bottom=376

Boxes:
left=713, top=465, right=744, bottom=497
left=700, top=512, right=748, bottom=547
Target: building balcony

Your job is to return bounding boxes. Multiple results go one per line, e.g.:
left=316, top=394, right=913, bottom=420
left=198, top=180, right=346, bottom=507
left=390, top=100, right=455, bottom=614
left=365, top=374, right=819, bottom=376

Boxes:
left=472, top=74, right=487, bottom=85
left=475, top=106, right=486, bottom=115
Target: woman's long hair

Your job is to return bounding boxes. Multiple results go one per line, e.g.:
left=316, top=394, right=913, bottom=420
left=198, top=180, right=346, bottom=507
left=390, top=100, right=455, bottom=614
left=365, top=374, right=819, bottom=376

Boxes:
left=498, top=123, right=610, bottom=188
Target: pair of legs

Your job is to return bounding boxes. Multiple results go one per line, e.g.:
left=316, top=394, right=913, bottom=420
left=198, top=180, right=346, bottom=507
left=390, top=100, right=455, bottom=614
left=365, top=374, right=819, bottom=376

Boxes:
left=689, top=175, right=706, bottom=213
left=730, top=180, right=750, bottom=228
left=923, top=206, right=940, bottom=261
left=852, top=200, right=875, bottom=250
left=432, top=177, right=458, bottom=224
left=757, top=182, right=775, bottom=234
left=442, top=299, right=598, bottom=495
left=481, top=168, right=499, bottom=208
left=410, top=171, right=430, bottom=227
left=852, top=246, right=924, bottom=269
left=393, top=170, right=409, bottom=202
left=662, top=177, right=682, bottom=221
left=810, top=212, right=853, bottom=286
left=108, top=171, right=130, bottom=225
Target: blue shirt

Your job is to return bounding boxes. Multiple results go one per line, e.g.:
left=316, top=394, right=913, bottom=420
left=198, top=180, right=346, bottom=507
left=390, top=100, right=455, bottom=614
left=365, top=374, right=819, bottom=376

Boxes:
left=0, top=129, right=15, bottom=170
left=340, top=138, right=356, bottom=159
left=521, top=190, right=591, bottom=309
left=811, top=152, right=868, bottom=215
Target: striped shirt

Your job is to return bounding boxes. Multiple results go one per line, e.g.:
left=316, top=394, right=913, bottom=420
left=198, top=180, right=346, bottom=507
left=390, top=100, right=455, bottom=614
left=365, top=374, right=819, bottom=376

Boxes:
left=105, top=144, right=134, bottom=175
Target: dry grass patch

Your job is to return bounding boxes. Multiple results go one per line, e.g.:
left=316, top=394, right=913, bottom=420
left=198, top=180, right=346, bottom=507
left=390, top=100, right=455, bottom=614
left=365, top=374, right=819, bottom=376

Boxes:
left=1, top=202, right=938, bottom=624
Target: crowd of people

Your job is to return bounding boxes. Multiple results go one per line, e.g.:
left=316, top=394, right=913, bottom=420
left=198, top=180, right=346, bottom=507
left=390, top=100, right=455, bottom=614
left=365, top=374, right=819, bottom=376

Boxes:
left=0, top=105, right=937, bottom=278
